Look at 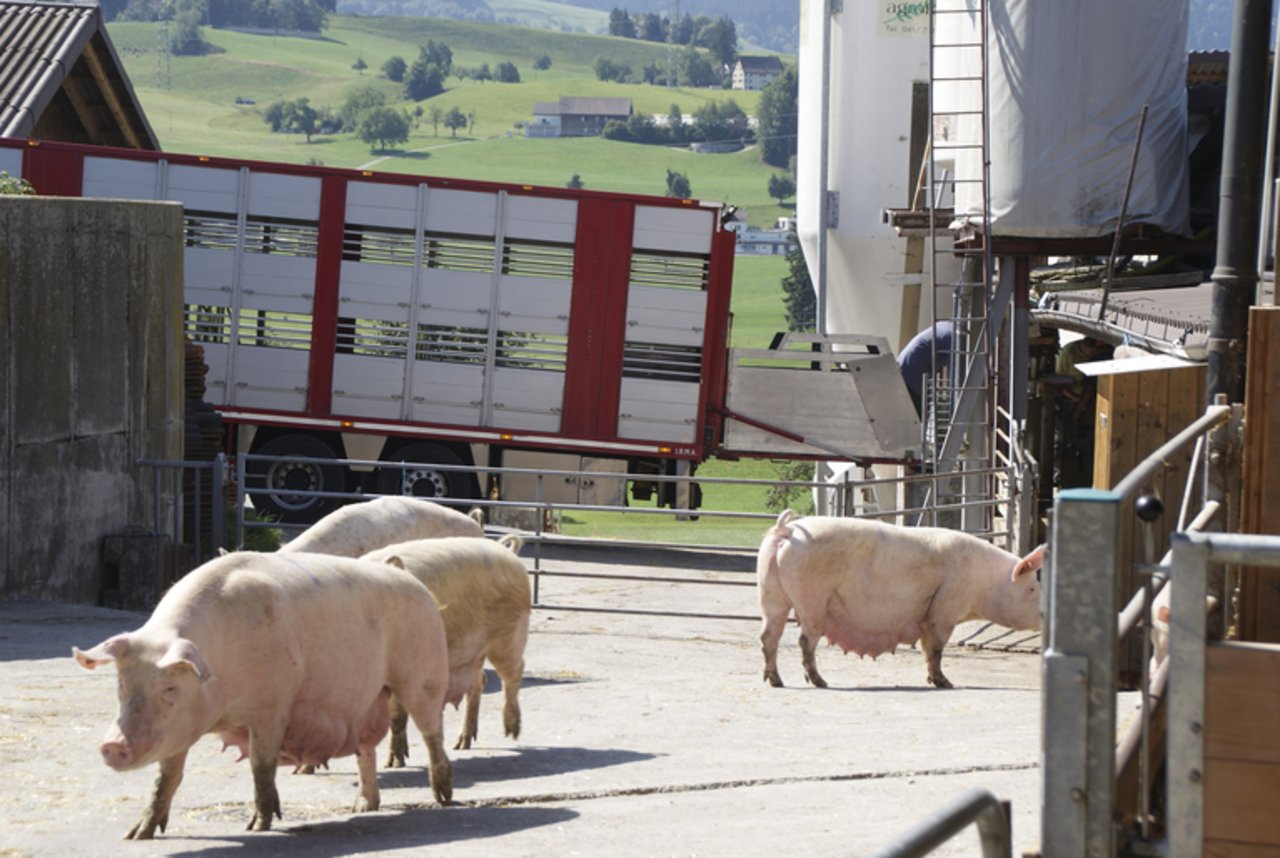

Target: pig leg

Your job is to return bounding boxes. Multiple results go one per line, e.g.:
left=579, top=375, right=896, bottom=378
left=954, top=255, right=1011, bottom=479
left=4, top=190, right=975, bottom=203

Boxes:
left=758, top=588, right=791, bottom=687
left=246, top=727, right=285, bottom=831
left=919, top=619, right=957, bottom=689
left=798, top=625, right=829, bottom=689
left=352, top=746, right=381, bottom=813
left=399, top=686, right=453, bottom=804
left=125, top=750, right=187, bottom=840
left=456, top=669, right=484, bottom=750
left=386, top=695, right=410, bottom=768
left=496, top=659, right=524, bottom=741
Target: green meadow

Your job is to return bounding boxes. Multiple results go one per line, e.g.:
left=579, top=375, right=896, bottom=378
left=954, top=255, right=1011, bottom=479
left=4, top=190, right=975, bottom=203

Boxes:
left=108, top=17, right=793, bottom=227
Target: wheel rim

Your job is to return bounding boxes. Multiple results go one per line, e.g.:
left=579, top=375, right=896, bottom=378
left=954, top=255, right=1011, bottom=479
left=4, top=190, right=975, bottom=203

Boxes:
left=264, top=460, right=323, bottom=511
left=400, top=465, right=450, bottom=498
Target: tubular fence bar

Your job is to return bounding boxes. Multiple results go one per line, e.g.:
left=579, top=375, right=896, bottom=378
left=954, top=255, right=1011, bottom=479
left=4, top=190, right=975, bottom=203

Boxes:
left=136, top=457, right=232, bottom=565
left=868, top=789, right=1012, bottom=858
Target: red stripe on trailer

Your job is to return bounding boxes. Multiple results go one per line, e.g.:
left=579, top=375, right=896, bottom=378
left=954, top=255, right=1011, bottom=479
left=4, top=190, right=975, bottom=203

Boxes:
left=23, top=143, right=83, bottom=197
left=699, top=226, right=737, bottom=452
left=563, top=197, right=633, bottom=439
left=306, top=174, right=347, bottom=417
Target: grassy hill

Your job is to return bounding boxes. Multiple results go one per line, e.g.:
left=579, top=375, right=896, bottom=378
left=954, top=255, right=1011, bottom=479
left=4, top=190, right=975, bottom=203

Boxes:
left=108, top=16, right=795, bottom=227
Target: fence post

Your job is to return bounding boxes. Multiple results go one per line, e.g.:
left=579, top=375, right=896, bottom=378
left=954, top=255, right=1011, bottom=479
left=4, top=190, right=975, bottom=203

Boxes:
left=212, top=453, right=227, bottom=558
left=1042, top=487, right=1123, bottom=858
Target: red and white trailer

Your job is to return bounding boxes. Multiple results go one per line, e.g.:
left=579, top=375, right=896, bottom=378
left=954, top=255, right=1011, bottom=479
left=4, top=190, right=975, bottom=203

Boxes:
left=1, top=138, right=920, bottom=521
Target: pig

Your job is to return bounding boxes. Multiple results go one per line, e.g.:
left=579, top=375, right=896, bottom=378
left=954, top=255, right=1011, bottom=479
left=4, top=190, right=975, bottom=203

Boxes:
left=73, top=550, right=454, bottom=839
left=362, top=534, right=530, bottom=760
left=281, top=496, right=483, bottom=557
left=757, top=510, right=1044, bottom=689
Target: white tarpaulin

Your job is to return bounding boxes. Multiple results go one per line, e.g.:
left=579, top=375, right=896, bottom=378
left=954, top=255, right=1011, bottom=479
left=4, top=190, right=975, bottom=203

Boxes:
left=952, top=0, right=1191, bottom=238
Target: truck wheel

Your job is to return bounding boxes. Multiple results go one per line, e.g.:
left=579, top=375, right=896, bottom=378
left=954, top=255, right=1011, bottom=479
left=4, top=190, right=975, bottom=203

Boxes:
left=247, top=434, right=346, bottom=524
left=376, top=443, right=476, bottom=501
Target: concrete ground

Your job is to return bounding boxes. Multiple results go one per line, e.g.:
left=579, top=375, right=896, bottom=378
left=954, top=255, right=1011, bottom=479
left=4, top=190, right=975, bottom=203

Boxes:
left=0, top=544, right=1045, bottom=857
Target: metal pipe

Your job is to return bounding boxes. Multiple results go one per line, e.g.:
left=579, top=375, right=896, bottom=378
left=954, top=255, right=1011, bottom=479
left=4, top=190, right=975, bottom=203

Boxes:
left=816, top=0, right=835, bottom=337
left=1098, top=104, right=1150, bottom=321
left=1208, top=0, right=1271, bottom=403
left=1256, top=12, right=1280, bottom=301
left=869, top=788, right=1011, bottom=858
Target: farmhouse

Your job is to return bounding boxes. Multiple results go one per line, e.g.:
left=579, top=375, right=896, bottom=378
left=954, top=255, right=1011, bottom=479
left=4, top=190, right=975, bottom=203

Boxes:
left=731, top=55, right=784, bottom=91
left=527, top=96, right=632, bottom=138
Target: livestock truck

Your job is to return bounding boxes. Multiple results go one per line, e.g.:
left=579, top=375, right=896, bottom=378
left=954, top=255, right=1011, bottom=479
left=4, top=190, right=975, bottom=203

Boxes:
left=1, top=138, right=920, bottom=522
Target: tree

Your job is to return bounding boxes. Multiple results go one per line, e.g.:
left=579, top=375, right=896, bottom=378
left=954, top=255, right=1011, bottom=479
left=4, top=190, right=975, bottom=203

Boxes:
left=567, top=173, right=584, bottom=189
left=358, top=107, right=410, bottom=150
left=495, top=61, right=520, bottom=83
left=665, top=169, right=691, bottom=199
left=639, top=12, right=666, bottom=42
left=692, top=99, right=749, bottom=144
left=700, top=16, right=738, bottom=68
left=168, top=0, right=204, bottom=56
left=781, top=235, right=816, bottom=332
left=352, top=56, right=368, bottom=74
left=768, top=172, right=795, bottom=204
left=608, top=7, right=636, bottom=38
left=382, top=55, right=407, bottom=83
left=756, top=64, right=798, bottom=168
left=443, top=106, right=468, bottom=137
left=419, top=40, right=453, bottom=77
left=404, top=60, right=445, bottom=101
left=340, top=86, right=386, bottom=129
left=594, top=55, right=630, bottom=83
left=263, top=97, right=320, bottom=141
left=678, top=45, right=716, bottom=87
left=671, top=13, right=696, bottom=45
left=533, top=54, right=552, bottom=71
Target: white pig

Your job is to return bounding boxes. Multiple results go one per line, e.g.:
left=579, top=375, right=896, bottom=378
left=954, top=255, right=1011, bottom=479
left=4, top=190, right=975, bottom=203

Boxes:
left=363, top=534, right=530, bottom=759
left=73, top=551, right=454, bottom=839
left=281, top=496, right=483, bottom=557
left=757, top=510, right=1043, bottom=689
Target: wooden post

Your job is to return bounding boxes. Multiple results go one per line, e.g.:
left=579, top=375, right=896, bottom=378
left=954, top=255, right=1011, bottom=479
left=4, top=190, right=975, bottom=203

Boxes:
left=1240, top=306, right=1280, bottom=642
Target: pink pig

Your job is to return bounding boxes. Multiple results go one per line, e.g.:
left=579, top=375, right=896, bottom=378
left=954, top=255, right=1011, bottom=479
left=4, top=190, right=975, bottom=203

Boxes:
left=757, top=510, right=1043, bottom=689
left=363, top=534, right=531, bottom=759
left=73, top=550, right=454, bottom=839
left=281, top=496, right=483, bottom=557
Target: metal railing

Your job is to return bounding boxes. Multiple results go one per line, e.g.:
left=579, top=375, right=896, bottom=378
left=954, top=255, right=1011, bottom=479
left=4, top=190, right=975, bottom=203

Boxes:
left=1041, top=401, right=1239, bottom=857
left=869, top=789, right=1011, bottom=858
left=137, top=452, right=230, bottom=566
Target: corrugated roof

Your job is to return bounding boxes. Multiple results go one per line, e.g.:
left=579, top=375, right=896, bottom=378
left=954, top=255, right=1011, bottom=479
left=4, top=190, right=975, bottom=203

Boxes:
left=0, top=0, right=156, bottom=148
left=556, top=97, right=631, bottom=117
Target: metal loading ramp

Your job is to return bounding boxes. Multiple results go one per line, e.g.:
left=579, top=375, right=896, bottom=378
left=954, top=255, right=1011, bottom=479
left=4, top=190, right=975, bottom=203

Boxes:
left=722, top=333, right=922, bottom=462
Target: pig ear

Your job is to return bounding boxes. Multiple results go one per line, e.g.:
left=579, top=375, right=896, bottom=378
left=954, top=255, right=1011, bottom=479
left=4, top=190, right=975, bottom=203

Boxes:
left=1012, top=545, right=1046, bottom=581
left=157, top=638, right=212, bottom=683
left=72, top=634, right=131, bottom=670
left=1156, top=606, right=1171, bottom=623
left=383, top=555, right=406, bottom=570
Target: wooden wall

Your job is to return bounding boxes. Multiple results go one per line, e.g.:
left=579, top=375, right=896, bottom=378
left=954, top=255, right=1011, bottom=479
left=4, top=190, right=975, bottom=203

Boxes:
left=1240, top=306, right=1280, bottom=642
left=1093, top=361, right=1207, bottom=680
left=1204, top=641, right=1280, bottom=854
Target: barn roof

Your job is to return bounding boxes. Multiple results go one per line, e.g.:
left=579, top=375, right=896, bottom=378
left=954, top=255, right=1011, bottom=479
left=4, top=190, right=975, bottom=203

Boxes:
left=0, top=0, right=157, bottom=149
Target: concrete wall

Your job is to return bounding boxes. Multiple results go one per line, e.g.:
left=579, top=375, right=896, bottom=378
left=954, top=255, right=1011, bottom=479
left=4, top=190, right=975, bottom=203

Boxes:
left=0, top=196, right=184, bottom=603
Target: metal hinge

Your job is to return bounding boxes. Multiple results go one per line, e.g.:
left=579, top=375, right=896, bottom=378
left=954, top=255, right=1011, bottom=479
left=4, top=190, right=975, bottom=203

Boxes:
left=825, top=190, right=840, bottom=229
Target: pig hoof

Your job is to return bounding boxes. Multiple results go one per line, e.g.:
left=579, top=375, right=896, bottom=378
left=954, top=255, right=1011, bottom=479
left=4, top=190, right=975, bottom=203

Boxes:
left=384, top=751, right=407, bottom=768
left=293, top=763, right=317, bottom=775
left=453, top=735, right=473, bottom=751
left=352, top=795, right=380, bottom=813
left=928, top=675, right=954, bottom=689
left=764, top=670, right=784, bottom=687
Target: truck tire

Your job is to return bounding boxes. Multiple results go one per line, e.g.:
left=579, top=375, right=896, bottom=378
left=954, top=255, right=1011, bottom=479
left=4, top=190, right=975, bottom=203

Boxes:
left=376, top=442, right=477, bottom=501
left=247, top=434, right=347, bottom=524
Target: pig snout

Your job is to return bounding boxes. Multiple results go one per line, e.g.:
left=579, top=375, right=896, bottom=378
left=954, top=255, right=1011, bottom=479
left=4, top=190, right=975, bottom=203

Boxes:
left=100, top=738, right=134, bottom=770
